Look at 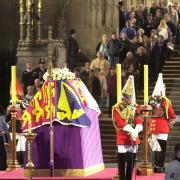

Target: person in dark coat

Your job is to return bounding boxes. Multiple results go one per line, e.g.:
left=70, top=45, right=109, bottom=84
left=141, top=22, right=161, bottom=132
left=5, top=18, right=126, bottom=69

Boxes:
left=153, top=9, right=162, bottom=28
left=147, top=36, right=161, bottom=82
left=120, top=32, right=132, bottom=63
left=107, top=66, right=117, bottom=117
left=88, top=69, right=101, bottom=105
left=118, top=2, right=126, bottom=31
left=143, top=13, right=156, bottom=37
left=22, top=62, right=36, bottom=94
left=68, top=28, right=80, bottom=71
left=164, top=13, right=177, bottom=37
left=136, top=46, right=149, bottom=90
left=0, top=106, right=9, bottom=170
left=80, top=62, right=90, bottom=86
left=108, top=32, right=121, bottom=65
left=33, top=58, right=47, bottom=86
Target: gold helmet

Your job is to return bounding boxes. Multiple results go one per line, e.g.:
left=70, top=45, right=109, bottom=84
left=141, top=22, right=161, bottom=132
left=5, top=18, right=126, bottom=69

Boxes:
left=122, top=75, right=136, bottom=104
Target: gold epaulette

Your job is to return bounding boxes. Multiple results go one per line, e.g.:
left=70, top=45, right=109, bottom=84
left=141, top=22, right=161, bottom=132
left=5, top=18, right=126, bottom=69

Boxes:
left=112, top=102, right=122, bottom=131
left=161, top=96, right=172, bottom=119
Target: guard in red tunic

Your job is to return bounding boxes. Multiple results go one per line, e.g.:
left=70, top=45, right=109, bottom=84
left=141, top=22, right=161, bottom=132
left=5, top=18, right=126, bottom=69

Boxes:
left=112, top=75, right=143, bottom=180
left=149, top=73, right=176, bottom=173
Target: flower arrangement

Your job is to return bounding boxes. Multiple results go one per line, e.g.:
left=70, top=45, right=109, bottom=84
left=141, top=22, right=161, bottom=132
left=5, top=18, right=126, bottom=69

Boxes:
left=43, top=67, right=76, bottom=81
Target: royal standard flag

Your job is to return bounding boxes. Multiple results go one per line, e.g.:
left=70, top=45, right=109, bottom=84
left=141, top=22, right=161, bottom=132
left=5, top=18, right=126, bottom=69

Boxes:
left=22, top=80, right=93, bottom=132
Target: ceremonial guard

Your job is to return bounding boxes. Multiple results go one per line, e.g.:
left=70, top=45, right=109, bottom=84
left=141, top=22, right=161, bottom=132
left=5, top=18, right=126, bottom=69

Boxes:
left=112, top=75, right=143, bottom=180
left=149, top=73, right=176, bottom=173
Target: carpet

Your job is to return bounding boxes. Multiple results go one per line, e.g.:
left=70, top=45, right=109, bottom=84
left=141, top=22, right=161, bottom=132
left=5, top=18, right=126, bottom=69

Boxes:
left=0, top=168, right=165, bottom=180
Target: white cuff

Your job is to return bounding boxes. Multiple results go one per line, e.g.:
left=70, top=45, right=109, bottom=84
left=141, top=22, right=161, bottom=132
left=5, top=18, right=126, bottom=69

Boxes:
left=135, top=124, right=143, bottom=134
left=123, top=124, right=136, bottom=134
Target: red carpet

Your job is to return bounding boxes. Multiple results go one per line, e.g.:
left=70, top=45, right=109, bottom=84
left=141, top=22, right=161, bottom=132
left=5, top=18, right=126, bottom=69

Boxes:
left=0, top=168, right=165, bottom=180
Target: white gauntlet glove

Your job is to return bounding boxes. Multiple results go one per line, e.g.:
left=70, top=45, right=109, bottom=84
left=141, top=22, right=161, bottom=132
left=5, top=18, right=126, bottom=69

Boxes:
left=123, top=124, right=138, bottom=141
left=135, top=124, right=143, bottom=134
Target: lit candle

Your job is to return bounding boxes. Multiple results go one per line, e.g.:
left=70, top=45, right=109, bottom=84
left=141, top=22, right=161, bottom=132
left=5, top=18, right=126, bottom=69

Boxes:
left=116, top=64, right=121, bottom=103
left=11, top=66, right=16, bottom=104
left=144, top=65, right=148, bottom=105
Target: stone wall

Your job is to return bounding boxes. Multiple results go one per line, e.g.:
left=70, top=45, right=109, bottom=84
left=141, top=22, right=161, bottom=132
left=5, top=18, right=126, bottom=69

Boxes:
left=0, top=0, right=177, bottom=59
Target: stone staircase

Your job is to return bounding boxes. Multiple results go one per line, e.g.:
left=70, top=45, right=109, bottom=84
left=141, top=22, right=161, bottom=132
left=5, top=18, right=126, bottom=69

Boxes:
left=100, top=50, right=180, bottom=164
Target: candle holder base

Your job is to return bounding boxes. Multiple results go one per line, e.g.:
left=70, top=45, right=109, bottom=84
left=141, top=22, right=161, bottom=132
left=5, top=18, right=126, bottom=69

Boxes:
left=7, top=160, right=21, bottom=171
left=137, top=162, right=153, bottom=176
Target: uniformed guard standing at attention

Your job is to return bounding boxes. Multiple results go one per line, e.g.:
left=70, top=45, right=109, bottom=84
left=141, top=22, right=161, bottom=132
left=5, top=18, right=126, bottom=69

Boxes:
left=149, top=73, right=176, bottom=173
left=112, top=75, right=143, bottom=180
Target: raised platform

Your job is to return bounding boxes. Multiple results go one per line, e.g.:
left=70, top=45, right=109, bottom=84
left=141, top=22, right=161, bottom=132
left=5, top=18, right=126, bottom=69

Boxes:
left=0, top=169, right=165, bottom=180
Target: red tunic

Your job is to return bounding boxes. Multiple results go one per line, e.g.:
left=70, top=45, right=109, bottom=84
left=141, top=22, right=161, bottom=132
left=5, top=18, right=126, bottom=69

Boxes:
left=113, top=104, right=143, bottom=145
left=149, top=97, right=176, bottom=134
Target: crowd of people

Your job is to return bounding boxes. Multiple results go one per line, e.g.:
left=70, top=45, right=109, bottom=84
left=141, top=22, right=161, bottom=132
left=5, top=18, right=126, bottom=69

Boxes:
left=17, top=1, right=180, bottom=117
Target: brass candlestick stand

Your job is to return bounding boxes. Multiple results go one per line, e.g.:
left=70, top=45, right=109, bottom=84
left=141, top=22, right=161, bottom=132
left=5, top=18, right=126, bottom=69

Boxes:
left=137, top=105, right=153, bottom=176
left=24, top=132, right=37, bottom=180
left=47, top=25, right=54, bottom=177
left=7, top=105, right=21, bottom=170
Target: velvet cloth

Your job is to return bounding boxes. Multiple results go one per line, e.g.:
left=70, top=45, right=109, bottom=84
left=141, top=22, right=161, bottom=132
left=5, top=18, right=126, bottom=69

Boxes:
left=24, top=109, right=103, bottom=169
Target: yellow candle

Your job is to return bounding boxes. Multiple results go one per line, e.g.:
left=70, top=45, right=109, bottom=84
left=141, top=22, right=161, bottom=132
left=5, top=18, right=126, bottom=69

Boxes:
left=144, top=65, right=148, bottom=105
left=116, top=64, right=121, bottom=103
left=28, top=120, right=32, bottom=133
left=11, top=66, right=16, bottom=104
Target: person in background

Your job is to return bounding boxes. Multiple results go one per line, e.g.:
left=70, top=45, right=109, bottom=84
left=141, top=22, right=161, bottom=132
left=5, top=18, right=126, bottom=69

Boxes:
left=68, top=28, right=80, bottom=71
left=0, top=106, right=9, bottom=170
left=135, top=3, right=145, bottom=28
left=108, top=32, right=121, bottom=65
left=33, top=79, right=41, bottom=94
left=25, top=86, right=34, bottom=102
left=95, top=68, right=107, bottom=109
left=88, top=69, right=101, bottom=105
left=118, top=1, right=126, bottom=32
left=107, top=66, right=117, bottom=117
left=130, top=34, right=144, bottom=55
left=90, top=51, right=110, bottom=76
left=163, top=13, right=176, bottom=37
left=143, top=13, right=156, bottom=37
left=22, top=62, right=35, bottom=94
left=158, top=20, right=169, bottom=41
left=120, top=20, right=137, bottom=40
left=80, top=62, right=90, bottom=86
left=34, top=58, right=47, bottom=86
left=148, top=36, right=160, bottom=82
left=167, top=2, right=179, bottom=27
left=165, top=143, right=180, bottom=180
left=96, top=34, right=109, bottom=60
left=153, top=8, right=162, bottom=28
left=122, top=52, right=138, bottom=85
left=74, top=67, right=81, bottom=79
left=150, top=1, right=159, bottom=17
left=120, top=32, right=132, bottom=63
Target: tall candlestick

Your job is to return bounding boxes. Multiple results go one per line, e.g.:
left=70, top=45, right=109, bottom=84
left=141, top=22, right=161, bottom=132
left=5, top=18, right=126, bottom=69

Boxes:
left=116, top=64, right=121, bottom=103
left=144, top=65, right=148, bottom=105
left=11, top=66, right=16, bottom=104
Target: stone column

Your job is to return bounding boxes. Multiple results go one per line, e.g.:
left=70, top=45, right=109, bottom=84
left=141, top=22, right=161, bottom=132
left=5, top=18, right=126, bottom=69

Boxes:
left=37, top=0, right=42, bottom=41
left=19, top=0, right=25, bottom=42
left=26, top=0, right=32, bottom=42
